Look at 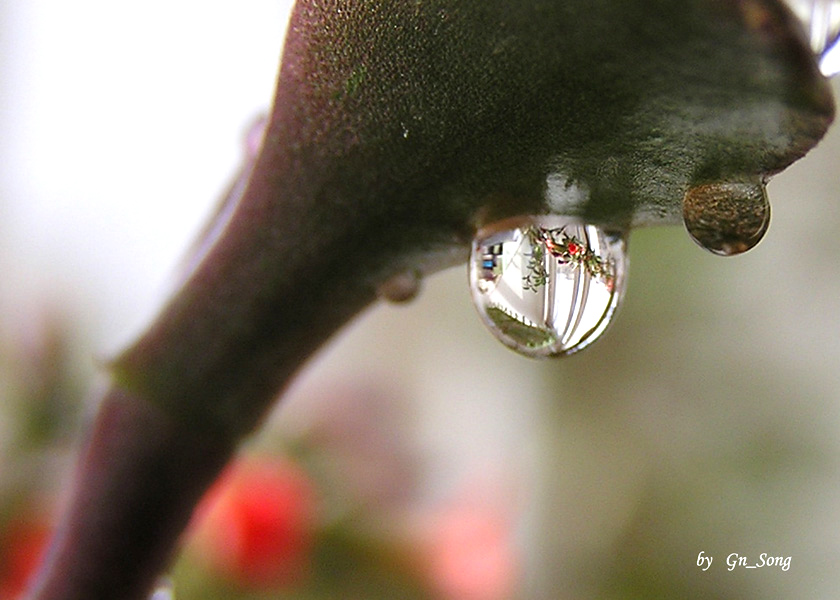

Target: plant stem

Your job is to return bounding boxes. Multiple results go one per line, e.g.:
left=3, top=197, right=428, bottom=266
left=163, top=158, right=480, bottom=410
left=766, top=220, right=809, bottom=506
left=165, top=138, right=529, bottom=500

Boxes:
left=21, top=1, right=834, bottom=598
left=27, top=389, right=233, bottom=600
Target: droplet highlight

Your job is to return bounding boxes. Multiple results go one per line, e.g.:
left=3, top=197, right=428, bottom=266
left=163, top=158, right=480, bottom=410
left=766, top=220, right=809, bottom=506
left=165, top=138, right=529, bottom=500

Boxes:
left=469, top=216, right=628, bottom=358
left=683, top=181, right=770, bottom=256
left=782, top=0, right=840, bottom=76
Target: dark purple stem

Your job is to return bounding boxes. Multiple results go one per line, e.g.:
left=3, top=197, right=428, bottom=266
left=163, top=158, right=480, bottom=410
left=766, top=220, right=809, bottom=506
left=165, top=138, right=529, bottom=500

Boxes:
left=26, top=390, right=233, bottom=600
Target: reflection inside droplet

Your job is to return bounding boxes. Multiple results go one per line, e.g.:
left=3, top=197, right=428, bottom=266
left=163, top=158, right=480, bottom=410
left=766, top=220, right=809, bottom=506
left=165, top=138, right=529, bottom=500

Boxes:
left=682, top=181, right=770, bottom=256
left=469, top=216, right=628, bottom=358
left=781, top=0, right=840, bottom=76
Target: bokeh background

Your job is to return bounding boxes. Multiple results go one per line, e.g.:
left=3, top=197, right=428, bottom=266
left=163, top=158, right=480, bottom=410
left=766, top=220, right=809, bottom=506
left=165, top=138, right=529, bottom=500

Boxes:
left=2, top=2, right=840, bottom=598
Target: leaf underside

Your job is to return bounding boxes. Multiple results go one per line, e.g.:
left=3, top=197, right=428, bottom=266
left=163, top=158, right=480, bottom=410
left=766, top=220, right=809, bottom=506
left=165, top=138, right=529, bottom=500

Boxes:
left=274, top=0, right=834, bottom=240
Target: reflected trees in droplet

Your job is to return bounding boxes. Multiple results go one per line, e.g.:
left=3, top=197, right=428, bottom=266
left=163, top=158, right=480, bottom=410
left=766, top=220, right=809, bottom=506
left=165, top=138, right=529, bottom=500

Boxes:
left=469, top=216, right=628, bottom=358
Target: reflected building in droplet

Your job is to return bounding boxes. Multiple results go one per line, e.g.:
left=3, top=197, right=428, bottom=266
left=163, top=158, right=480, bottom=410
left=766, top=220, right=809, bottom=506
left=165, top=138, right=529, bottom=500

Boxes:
left=470, top=216, right=628, bottom=358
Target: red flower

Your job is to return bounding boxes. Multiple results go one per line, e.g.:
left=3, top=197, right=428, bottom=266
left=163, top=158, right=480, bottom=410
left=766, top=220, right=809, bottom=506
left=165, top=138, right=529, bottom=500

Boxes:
left=566, top=241, right=581, bottom=256
left=188, top=456, right=317, bottom=589
left=0, top=518, right=52, bottom=599
left=420, top=502, right=519, bottom=600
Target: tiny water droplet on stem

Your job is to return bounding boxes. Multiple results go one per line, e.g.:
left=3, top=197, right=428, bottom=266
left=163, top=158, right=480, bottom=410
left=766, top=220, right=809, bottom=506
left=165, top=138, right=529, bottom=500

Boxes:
left=378, top=270, right=422, bottom=303
left=683, top=181, right=770, bottom=256
left=245, top=113, right=268, bottom=158
left=469, top=216, right=628, bottom=358
left=148, top=577, right=174, bottom=600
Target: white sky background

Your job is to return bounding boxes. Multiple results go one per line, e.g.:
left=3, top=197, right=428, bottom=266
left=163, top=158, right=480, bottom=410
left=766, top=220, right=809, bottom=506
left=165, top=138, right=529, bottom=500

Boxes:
left=0, top=1, right=295, bottom=349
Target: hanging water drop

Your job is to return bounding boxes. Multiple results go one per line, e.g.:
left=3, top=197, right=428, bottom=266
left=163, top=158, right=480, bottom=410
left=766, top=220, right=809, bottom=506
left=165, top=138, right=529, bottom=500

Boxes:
left=682, top=181, right=770, bottom=256
left=781, top=0, right=840, bottom=76
left=469, top=216, right=628, bottom=358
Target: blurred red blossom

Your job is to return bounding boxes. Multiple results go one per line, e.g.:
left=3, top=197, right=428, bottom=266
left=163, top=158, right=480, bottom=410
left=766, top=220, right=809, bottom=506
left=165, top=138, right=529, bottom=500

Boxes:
left=418, top=485, right=521, bottom=600
left=187, top=455, right=318, bottom=589
left=0, top=516, right=52, bottom=599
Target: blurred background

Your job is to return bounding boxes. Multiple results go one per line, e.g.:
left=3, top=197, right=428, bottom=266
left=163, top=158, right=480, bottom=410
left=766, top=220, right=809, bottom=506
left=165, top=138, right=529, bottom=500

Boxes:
left=2, top=1, right=840, bottom=599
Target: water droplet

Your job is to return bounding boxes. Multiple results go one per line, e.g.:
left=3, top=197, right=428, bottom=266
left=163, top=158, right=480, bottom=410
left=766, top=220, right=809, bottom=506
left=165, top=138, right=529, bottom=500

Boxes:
left=148, top=577, right=174, bottom=600
left=682, top=181, right=770, bottom=256
left=782, top=0, right=840, bottom=76
left=469, top=216, right=628, bottom=358
left=244, top=113, right=268, bottom=158
left=378, top=269, right=422, bottom=303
